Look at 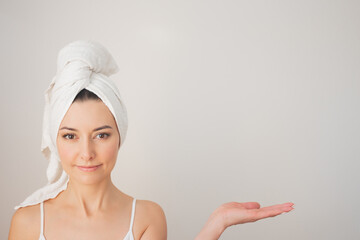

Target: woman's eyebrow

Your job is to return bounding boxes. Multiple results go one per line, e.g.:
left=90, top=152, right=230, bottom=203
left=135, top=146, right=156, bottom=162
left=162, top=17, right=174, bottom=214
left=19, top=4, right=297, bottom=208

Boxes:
left=59, top=125, right=113, bottom=132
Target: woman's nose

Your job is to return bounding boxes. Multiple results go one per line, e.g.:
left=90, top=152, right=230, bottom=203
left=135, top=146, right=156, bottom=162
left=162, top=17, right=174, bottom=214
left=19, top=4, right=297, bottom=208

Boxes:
left=80, top=138, right=95, bottom=160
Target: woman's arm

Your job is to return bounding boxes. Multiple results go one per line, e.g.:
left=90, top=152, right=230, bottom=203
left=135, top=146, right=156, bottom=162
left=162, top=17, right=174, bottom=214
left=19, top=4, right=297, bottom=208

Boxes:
left=139, top=201, right=167, bottom=240
left=8, top=206, right=39, bottom=240
left=195, top=202, right=294, bottom=240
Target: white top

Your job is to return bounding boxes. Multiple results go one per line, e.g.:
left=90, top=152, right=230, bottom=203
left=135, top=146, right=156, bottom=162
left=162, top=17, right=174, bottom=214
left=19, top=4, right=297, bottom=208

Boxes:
left=39, top=198, right=136, bottom=240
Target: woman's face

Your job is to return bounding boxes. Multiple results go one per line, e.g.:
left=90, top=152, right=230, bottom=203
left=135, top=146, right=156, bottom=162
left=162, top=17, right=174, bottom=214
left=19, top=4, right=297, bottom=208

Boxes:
left=56, top=99, right=120, bottom=185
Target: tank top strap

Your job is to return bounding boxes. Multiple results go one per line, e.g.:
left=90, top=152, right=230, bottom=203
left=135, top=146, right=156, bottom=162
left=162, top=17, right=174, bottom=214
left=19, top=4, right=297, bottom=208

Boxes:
left=40, top=201, right=44, bottom=235
left=128, top=198, right=137, bottom=231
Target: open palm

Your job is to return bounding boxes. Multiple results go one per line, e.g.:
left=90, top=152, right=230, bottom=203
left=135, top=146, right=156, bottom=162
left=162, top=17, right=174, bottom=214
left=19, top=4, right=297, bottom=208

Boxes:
left=219, top=201, right=294, bottom=226
left=195, top=202, right=294, bottom=239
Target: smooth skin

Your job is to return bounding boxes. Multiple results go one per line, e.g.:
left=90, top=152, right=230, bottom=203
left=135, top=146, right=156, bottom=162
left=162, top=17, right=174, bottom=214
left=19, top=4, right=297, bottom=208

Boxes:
left=9, top=98, right=294, bottom=239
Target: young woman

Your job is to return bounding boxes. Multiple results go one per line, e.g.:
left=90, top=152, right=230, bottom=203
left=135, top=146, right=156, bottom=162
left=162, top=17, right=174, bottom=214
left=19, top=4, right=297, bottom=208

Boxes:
left=8, top=40, right=293, bottom=240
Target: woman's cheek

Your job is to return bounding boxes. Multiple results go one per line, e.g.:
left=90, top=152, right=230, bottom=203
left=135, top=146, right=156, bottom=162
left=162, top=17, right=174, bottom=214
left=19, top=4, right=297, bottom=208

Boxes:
left=58, top=142, right=77, bottom=166
left=102, top=143, right=119, bottom=165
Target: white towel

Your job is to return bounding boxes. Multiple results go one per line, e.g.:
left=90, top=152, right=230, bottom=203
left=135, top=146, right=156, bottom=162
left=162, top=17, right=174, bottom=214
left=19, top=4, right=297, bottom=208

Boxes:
left=14, top=40, right=128, bottom=209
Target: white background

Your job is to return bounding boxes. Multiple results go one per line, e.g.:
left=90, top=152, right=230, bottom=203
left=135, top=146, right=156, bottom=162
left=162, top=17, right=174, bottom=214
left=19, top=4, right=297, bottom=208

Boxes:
left=1, top=0, right=359, bottom=239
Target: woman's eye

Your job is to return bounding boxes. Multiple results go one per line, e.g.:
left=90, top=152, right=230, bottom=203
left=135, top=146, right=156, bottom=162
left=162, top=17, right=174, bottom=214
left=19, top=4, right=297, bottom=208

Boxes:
left=97, top=133, right=110, bottom=139
left=63, top=134, right=75, bottom=140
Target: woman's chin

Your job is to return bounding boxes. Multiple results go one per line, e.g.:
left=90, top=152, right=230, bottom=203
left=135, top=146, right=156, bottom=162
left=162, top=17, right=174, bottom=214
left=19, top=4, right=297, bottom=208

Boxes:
left=70, top=174, right=110, bottom=185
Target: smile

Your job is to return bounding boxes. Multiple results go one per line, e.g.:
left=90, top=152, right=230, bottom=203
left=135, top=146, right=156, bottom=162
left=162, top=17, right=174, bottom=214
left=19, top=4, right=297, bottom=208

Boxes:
left=77, top=164, right=102, bottom=172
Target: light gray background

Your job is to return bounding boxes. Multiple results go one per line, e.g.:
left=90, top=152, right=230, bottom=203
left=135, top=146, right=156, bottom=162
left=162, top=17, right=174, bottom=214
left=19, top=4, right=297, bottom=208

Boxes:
left=1, top=0, right=359, bottom=239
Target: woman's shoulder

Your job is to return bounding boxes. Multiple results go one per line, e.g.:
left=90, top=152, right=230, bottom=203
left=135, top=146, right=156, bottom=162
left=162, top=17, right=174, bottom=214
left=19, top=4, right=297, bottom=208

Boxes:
left=9, top=203, right=41, bottom=240
left=134, top=199, right=167, bottom=239
left=136, top=199, right=165, bottom=215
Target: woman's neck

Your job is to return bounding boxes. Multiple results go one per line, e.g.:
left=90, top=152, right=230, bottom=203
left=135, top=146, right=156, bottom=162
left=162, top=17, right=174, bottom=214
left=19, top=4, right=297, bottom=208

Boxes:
left=61, top=176, right=119, bottom=218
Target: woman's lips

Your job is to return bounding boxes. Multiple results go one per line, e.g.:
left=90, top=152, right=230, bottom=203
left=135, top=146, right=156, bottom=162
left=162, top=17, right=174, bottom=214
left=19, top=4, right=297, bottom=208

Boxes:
left=77, top=164, right=102, bottom=172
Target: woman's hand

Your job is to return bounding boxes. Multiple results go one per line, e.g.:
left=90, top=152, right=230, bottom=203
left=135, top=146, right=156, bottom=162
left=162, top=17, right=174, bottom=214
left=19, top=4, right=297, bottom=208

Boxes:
left=195, top=202, right=294, bottom=240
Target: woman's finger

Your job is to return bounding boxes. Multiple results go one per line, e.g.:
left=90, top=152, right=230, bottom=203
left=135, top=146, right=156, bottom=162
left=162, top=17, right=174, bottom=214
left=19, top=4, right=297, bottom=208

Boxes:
left=250, top=203, right=294, bottom=221
left=260, top=202, right=294, bottom=209
left=253, top=202, right=293, bottom=214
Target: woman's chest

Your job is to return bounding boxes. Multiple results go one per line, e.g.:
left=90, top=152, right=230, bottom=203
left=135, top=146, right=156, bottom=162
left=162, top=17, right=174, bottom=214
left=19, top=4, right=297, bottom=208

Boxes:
left=43, top=210, right=132, bottom=240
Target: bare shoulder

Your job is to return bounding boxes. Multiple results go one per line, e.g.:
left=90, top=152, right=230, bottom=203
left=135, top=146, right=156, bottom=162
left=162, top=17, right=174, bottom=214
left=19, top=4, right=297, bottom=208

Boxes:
left=136, top=199, right=165, bottom=216
left=8, top=204, right=40, bottom=240
left=135, top=200, right=167, bottom=240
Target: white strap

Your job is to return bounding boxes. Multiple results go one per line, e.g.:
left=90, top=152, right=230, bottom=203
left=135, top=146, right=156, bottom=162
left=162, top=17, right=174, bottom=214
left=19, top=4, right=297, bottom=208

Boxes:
left=40, top=202, right=44, bottom=235
left=129, top=198, right=136, bottom=231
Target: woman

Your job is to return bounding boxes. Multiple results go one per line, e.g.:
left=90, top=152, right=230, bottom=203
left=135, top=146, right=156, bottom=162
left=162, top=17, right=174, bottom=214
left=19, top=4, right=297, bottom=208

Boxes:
left=8, top=40, right=293, bottom=240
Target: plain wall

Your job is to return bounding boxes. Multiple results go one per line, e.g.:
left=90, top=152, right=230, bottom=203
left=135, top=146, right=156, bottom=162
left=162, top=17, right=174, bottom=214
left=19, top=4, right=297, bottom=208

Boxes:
left=1, top=0, right=359, bottom=239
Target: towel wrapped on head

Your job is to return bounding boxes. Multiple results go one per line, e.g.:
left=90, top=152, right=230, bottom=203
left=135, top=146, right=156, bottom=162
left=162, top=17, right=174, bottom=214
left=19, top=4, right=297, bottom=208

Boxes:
left=14, top=40, right=128, bottom=210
